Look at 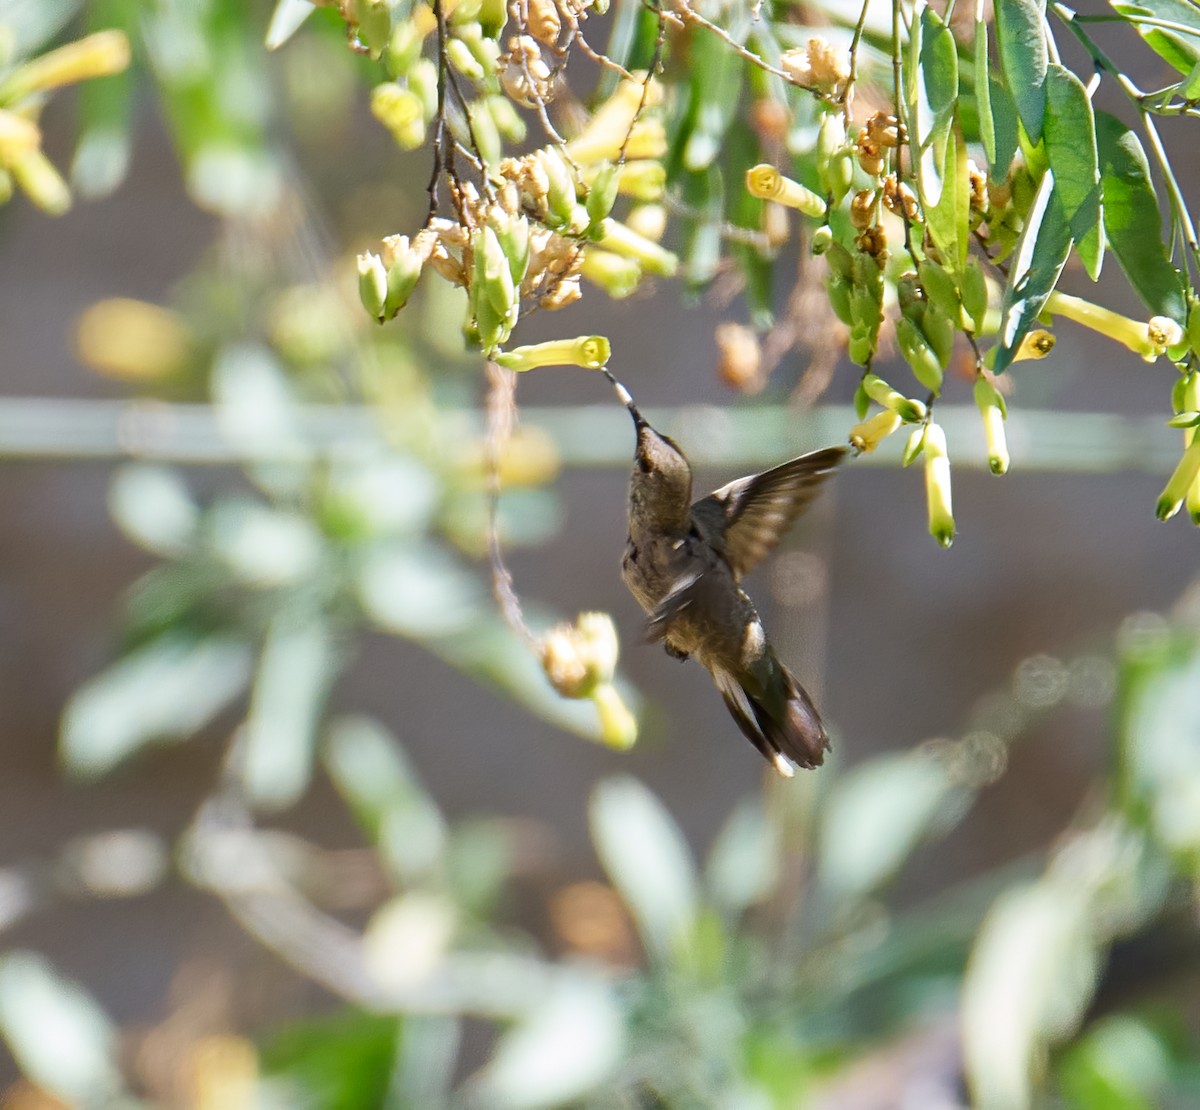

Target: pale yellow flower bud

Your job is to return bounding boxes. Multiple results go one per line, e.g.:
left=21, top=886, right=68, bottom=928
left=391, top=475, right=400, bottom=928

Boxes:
left=923, top=422, right=955, bottom=547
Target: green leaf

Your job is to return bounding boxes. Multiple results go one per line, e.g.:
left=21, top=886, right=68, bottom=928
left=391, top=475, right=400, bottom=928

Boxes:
left=986, top=72, right=1020, bottom=181
left=817, top=752, right=956, bottom=899
left=474, top=971, right=623, bottom=1109
left=925, top=125, right=971, bottom=275
left=61, top=633, right=252, bottom=776
left=70, top=0, right=138, bottom=198
left=266, top=0, right=317, bottom=50
left=261, top=1010, right=406, bottom=1110
left=995, top=0, right=1049, bottom=144
left=704, top=798, right=779, bottom=916
left=1096, top=111, right=1187, bottom=323
left=589, top=776, right=697, bottom=960
left=962, top=882, right=1099, bottom=1110
left=914, top=6, right=959, bottom=209
left=325, top=716, right=447, bottom=884
left=108, top=464, right=199, bottom=557
left=1044, top=64, right=1103, bottom=280
left=0, top=952, right=122, bottom=1105
left=681, top=7, right=745, bottom=172
left=1112, top=0, right=1200, bottom=76
left=993, top=170, right=1072, bottom=373
left=240, top=614, right=339, bottom=811
left=975, top=20, right=996, bottom=166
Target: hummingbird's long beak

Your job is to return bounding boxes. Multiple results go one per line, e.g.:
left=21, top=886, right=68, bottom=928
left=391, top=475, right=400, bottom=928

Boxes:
left=601, top=367, right=648, bottom=431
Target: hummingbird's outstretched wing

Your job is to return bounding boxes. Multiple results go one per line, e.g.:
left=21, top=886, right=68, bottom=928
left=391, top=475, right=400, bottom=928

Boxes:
left=691, top=446, right=847, bottom=579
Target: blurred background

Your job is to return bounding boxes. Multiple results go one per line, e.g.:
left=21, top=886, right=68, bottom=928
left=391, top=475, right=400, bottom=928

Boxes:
left=0, top=0, right=1199, bottom=1107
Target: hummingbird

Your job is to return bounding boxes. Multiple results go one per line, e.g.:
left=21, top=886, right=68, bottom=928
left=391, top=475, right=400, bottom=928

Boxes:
left=604, top=370, right=846, bottom=776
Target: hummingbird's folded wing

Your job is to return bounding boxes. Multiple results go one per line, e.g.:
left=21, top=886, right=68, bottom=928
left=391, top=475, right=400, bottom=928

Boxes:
left=691, top=445, right=847, bottom=579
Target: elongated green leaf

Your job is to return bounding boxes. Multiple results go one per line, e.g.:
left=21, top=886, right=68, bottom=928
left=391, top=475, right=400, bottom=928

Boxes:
left=1112, top=0, right=1200, bottom=75
left=0, top=952, right=123, bottom=1105
left=589, top=776, right=697, bottom=960
left=681, top=6, right=745, bottom=172
left=1044, top=64, right=1103, bottom=280
left=818, top=753, right=956, bottom=899
left=61, top=633, right=252, bottom=776
left=987, top=72, right=1020, bottom=181
left=925, top=125, right=970, bottom=275
left=975, top=21, right=996, bottom=165
left=993, top=169, right=1072, bottom=373
left=475, top=971, right=623, bottom=1109
left=266, top=0, right=316, bottom=50
left=914, top=6, right=959, bottom=209
left=995, top=0, right=1049, bottom=143
left=1096, top=111, right=1187, bottom=323
left=704, top=798, right=779, bottom=916
left=240, top=614, right=339, bottom=811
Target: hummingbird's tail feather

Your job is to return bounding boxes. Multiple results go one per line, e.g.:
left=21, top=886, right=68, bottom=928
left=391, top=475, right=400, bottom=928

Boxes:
left=714, top=664, right=830, bottom=776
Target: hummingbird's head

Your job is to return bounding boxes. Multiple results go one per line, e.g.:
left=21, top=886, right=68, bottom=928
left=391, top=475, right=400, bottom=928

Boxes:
left=602, top=368, right=693, bottom=530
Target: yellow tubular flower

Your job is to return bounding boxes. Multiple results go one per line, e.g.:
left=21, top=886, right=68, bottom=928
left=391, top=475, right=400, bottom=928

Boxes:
left=1045, top=291, right=1158, bottom=361
left=923, top=422, right=955, bottom=548
left=9, top=148, right=70, bottom=214
left=76, top=298, right=192, bottom=381
left=1012, top=329, right=1056, bottom=362
left=848, top=410, right=902, bottom=453
left=745, top=164, right=827, bottom=219
left=494, top=335, right=611, bottom=371
left=0, top=110, right=40, bottom=162
left=974, top=378, right=1010, bottom=476
left=0, top=30, right=130, bottom=102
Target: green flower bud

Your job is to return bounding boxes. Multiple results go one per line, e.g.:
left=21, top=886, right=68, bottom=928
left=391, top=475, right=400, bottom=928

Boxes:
left=826, top=274, right=854, bottom=325
left=357, top=251, right=388, bottom=321
left=408, top=59, right=439, bottom=119
left=917, top=259, right=960, bottom=323
left=353, top=0, right=393, bottom=57
left=580, top=248, right=642, bottom=298
left=902, top=424, right=926, bottom=466
left=811, top=225, right=833, bottom=254
left=923, top=422, right=955, bottom=547
left=478, top=0, right=508, bottom=37
left=446, top=37, right=485, bottom=82
left=537, top=147, right=578, bottom=228
left=494, top=336, right=611, bottom=371
left=896, top=315, right=944, bottom=394
left=862, top=372, right=926, bottom=422
left=488, top=208, right=531, bottom=285
left=586, top=161, right=621, bottom=227
left=386, top=21, right=425, bottom=77
left=961, top=258, right=989, bottom=333
left=467, top=97, right=502, bottom=165
left=371, top=83, right=426, bottom=149
left=593, top=218, right=678, bottom=276
left=476, top=225, right=516, bottom=319
left=1156, top=438, right=1200, bottom=521
left=486, top=94, right=526, bottom=143
left=922, top=301, right=957, bottom=369
left=380, top=235, right=424, bottom=317
left=457, top=22, right=501, bottom=76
